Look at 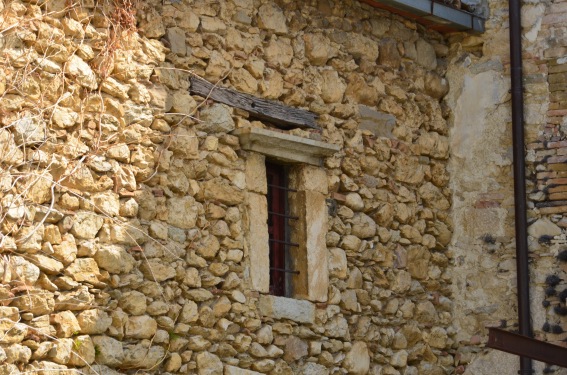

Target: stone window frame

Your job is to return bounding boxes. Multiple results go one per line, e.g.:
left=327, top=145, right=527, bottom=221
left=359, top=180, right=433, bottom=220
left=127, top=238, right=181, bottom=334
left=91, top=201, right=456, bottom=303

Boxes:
left=234, top=128, right=339, bottom=322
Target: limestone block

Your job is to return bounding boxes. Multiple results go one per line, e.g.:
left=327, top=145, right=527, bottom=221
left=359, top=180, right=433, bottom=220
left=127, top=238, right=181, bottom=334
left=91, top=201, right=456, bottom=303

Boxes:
left=196, top=351, right=223, bottom=375
left=125, top=315, right=158, bottom=339
left=92, top=336, right=124, bottom=366
left=345, top=33, right=379, bottom=62
left=527, top=218, right=562, bottom=238
left=140, top=259, right=176, bottom=282
left=416, top=39, right=437, bottom=70
left=419, top=182, right=450, bottom=210
left=257, top=3, right=287, bottom=34
left=230, top=68, right=258, bottom=94
left=4, top=344, right=31, bottom=364
left=27, top=254, right=64, bottom=275
left=0, top=129, right=24, bottom=165
left=324, top=315, right=349, bottom=339
left=205, top=51, right=231, bottom=81
left=92, top=191, right=120, bottom=216
left=225, top=365, right=263, bottom=375
left=300, top=363, right=329, bottom=375
left=265, top=37, right=293, bottom=68
left=417, top=132, right=449, bottom=159
left=167, top=196, right=199, bottom=229
left=65, top=55, right=98, bottom=90
left=291, top=191, right=328, bottom=302
left=49, top=338, right=74, bottom=364
left=52, top=310, right=81, bottom=338
left=343, top=341, right=370, bottom=374
left=167, top=27, right=187, bottom=55
left=304, top=33, right=336, bottom=66
left=378, top=38, right=401, bottom=68
left=246, top=192, right=269, bottom=293
left=320, top=70, right=346, bottom=103
left=94, top=244, right=135, bottom=274
left=118, top=291, right=147, bottom=316
left=68, top=335, right=95, bottom=366
left=55, top=286, right=95, bottom=311
left=0, top=321, right=27, bottom=344
left=328, top=248, right=348, bottom=279
left=171, top=90, right=197, bottom=114
left=70, top=211, right=104, bottom=240
left=244, top=153, right=267, bottom=194
left=350, top=213, right=377, bottom=239
left=12, top=116, right=46, bottom=146
left=77, top=309, right=112, bottom=334
left=12, top=291, right=55, bottom=315
left=9, top=256, right=40, bottom=285
left=52, top=236, right=77, bottom=265
left=198, top=104, right=235, bottom=134
left=295, top=165, right=328, bottom=194
left=283, top=336, right=308, bottom=362
left=425, top=72, right=450, bottom=99
left=258, top=295, right=315, bottom=324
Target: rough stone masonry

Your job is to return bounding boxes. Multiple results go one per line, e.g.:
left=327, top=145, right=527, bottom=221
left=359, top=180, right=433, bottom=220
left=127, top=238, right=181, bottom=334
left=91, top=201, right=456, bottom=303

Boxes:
left=0, top=0, right=565, bottom=374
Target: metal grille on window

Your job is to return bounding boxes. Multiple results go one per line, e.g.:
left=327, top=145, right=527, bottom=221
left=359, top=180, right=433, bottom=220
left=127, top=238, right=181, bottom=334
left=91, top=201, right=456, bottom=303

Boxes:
left=266, top=162, right=299, bottom=297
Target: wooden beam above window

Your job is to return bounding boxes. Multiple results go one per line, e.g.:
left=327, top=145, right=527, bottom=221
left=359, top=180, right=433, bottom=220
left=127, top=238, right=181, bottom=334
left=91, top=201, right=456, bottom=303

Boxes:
left=190, top=76, right=320, bottom=130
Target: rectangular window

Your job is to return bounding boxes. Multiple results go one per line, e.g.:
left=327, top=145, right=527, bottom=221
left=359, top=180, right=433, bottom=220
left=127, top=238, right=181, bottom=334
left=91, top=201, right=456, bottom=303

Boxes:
left=266, top=162, right=298, bottom=297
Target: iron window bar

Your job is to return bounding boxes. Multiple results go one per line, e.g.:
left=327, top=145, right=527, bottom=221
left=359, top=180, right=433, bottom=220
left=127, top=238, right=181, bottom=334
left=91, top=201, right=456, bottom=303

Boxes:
left=268, top=211, right=299, bottom=220
left=270, top=267, right=300, bottom=275
left=269, top=238, right=299, bottom=247
left=267, top=184, right=297, bottom=193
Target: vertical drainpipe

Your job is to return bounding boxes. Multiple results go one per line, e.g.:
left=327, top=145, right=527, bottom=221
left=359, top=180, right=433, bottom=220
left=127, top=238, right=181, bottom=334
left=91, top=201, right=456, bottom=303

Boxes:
left=508, top=0, right=534, bottom=374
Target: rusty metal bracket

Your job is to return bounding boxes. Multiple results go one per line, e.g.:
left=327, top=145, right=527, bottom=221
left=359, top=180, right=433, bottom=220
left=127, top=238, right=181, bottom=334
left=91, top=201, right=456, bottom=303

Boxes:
left=487, top=327, right=567, bottom=368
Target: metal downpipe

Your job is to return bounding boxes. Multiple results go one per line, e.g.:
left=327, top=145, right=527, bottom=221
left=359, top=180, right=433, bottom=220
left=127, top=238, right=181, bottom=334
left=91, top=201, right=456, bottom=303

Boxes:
left=508, top=0, right=533, bottom=373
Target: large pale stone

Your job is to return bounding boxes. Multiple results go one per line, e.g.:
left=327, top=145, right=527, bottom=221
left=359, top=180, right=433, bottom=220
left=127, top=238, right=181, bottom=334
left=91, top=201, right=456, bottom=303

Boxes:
left=416, top=39, right=437, bottom=70
left=291, top=191, right=329, bottom=302
left=246, top=153, right=267, bottom=194
left=350, top=213, right=377, bottom=239
left=304, top=33, right=336, bottom=66
left=12, top=291, right=55, bottom=315
left=10, top=256, right=40, bottom=285
left=528, top=218, right=562, bottom=238
left=68, top=335, right=95, bottom=366
left=225, top=366, right=263, bottom=375
left=247, top=192, right=269, bottom=293
left=170, top=127, right=199, bottom=159
left=92, top=336, right=124, bottom=366
left=201, top=178, right=244, bottom=206
left=328, top=247, right=348, bottom=279
left=125, top=315, right=157, bottom=339
left=65, top=55, right=97, bottom=90
left=77, top=309, right=112, bottom=334
left=94, top=244, right=135, bottom=274
left=12, top=115, right=46, bottom=145
left=198, top=104, right=235, bottom=133
left=235, top=128, right=339, bottom=166
left=196, top=351, right=223, bottom=375
left=140, top=259, right=176, bottom=281
left=258, top=295, right=315, bottom=324
left=320, top=70, right=346, bottom=103
left=70, top=211, right=104, bottom=239
left=167, top=196, right=199, bottom=229
left=265, top=37, right=293, bottom=68
left=343, top=342, right=370, bottom=374
left=257, top=3, right=287, bottom=34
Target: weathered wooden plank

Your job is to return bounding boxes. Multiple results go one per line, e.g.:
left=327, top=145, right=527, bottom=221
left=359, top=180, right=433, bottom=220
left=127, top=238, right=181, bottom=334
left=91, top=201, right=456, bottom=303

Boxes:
left=189, top=76, right=319, bottom=130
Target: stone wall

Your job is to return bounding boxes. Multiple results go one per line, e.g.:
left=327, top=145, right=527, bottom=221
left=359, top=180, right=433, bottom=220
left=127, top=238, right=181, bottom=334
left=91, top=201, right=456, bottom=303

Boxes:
left=446, top=0, right=567, bottom=373
left=0, top=0, right=464, bottom=374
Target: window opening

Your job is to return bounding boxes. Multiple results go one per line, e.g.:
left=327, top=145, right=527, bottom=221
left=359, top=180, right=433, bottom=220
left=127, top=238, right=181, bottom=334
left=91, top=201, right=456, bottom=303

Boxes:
left=266, top=162, right=299, bottom=297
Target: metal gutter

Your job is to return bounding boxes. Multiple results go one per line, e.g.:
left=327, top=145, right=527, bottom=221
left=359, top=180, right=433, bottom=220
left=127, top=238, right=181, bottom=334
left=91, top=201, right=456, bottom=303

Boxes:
left=508, top=0, right=534, bottom=373
left=359, top=0, right=485, bottom=33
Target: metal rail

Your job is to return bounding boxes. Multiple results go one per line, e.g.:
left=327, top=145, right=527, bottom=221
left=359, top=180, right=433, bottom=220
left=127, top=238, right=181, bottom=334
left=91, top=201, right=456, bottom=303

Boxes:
left=487, top=328, right=567, bottom=368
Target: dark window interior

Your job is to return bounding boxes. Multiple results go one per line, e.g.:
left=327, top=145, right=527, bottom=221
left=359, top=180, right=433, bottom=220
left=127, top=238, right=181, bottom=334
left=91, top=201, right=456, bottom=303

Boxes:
left=266, top=162, right=298, bottom=297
